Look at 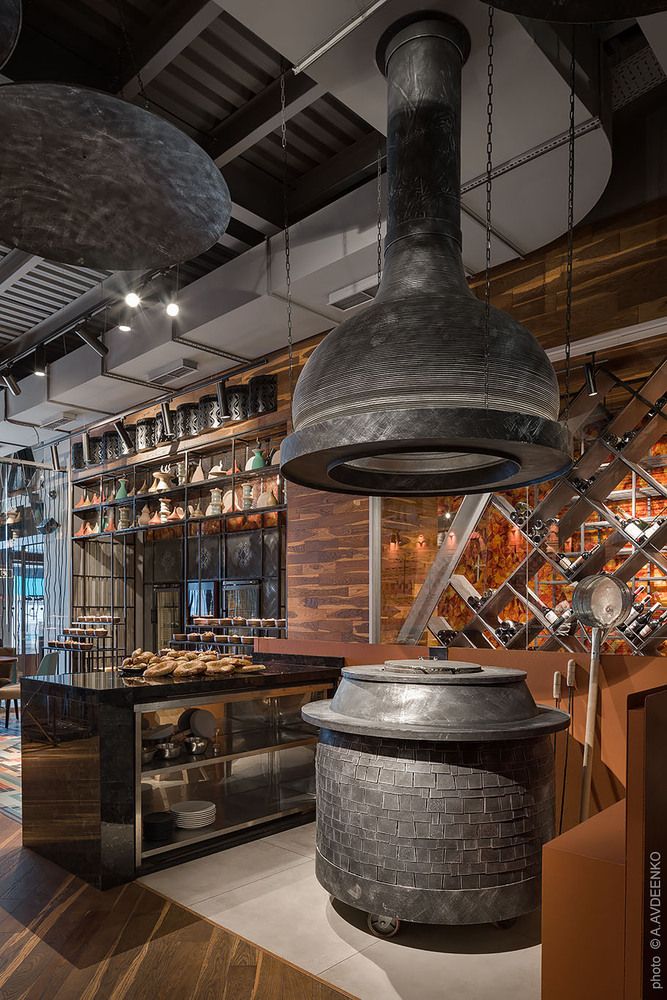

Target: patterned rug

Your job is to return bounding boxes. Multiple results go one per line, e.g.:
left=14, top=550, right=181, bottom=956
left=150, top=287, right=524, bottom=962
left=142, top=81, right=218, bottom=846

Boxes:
left=0, top=716, right=21, bottom=822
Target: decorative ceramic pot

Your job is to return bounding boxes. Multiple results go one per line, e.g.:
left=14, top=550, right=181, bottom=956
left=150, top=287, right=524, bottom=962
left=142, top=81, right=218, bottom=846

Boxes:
left=242, top=483, right=254, bottom=509
left=206, top=487, right=222, bottom=517
left=159, top=498, right=172, bottom=523
left=138, top=504, right=151, bottom=526
left=246, top=448, right=266, bottom=471
left=135, top=417, right=157, bottom=452
left=248, top=375, right=277, bottom=416
left=150, top=467, right=175, bottom=492
left=89, top=436, right=104, bottom=466
left=72, top=442, right=85, bottom=470
left=198, top=394, right=221, bottom=431
left=118, top=507, right=131, bottom=530
left=103, top=430, right=120, bottom=462
left=227, top=384, right=249, bottom=422
left=175, top=402, right=199, bottom=439
left=116, top=477, right=128, bottom=500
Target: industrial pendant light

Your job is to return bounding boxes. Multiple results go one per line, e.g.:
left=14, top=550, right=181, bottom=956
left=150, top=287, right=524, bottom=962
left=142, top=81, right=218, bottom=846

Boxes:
left=0, top=84, right=231, bottom=269
left=281, top=12, right=571, bottom=497
left=0, top=0, right=21, bottom=69
left=483, top=1, right=667, bottom=21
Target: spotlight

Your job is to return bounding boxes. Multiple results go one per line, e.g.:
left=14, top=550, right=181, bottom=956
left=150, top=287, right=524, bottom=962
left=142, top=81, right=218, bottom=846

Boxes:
left=118, top=308, right=132, bottom=333
left=166, top=301, right=179, bottom=317
left=50, top=444, right=62, bottom=472
left=76, top=328, right=108, bottom=358
left=1, top=371, right=20, bottom=396
left=584, top=358, right=597, bottom=397
left=444, top=511, right=452, bottom=521
left=82, top=431, right=92, bottom=465
left=125, top=291, right=141, bottom=308
left=114, top=419, right=135, bottom=455
left=160, top=401, right=174, bottom=438
left=34, top=345, right=47, bottom=377
left=216, top=379, right=231, bottom=421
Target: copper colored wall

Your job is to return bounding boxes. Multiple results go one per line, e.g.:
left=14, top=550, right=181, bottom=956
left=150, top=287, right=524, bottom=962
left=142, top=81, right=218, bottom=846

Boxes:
left=285, top=484, right=370, bottom=643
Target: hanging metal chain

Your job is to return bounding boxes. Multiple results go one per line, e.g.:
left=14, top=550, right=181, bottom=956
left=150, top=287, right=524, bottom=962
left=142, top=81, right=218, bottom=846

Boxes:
left=376, top=141, right=383, bottom=288
left=280, top=73, right=294, bottom=409
left=483, top=4, right=495, bottom=411
left=116, top=0, right=149, bottom=108
left=564, top=27, right=576, bottom=421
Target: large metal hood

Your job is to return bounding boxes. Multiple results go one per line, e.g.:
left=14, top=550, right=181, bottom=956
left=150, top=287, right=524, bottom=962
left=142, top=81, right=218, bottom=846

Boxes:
left=281, top=12, right=572, bottom=496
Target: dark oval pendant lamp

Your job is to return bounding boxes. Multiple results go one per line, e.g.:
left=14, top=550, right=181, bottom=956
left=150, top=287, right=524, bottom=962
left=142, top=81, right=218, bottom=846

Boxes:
left=281, top=12, right=571, bottom=497
left=484, top=1, right=667, bottom=21
left=0, top=83, right=232, bottom=269
left=0, top=0, right=20, bottom=69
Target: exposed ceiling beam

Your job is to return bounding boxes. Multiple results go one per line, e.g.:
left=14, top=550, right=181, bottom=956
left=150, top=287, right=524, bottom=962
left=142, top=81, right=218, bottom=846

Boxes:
left=207, top=73, right=326, bottom=166
left=639, top=13, right=667, bottom=75
left=289, top=131, right=383, bottom=221
left=118, top=0, right=224, bottom=100
left=224, top=162, right=284, bottom=230
left=0, top=250, right=43, bottom=296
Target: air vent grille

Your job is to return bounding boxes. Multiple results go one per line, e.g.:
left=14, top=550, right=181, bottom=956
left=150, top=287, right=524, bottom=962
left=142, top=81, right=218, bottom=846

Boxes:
left=148, top=360, right=198, bottom=386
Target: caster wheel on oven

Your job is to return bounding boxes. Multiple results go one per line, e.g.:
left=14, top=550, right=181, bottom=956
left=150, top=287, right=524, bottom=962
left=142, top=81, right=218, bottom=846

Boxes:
left=493, top=918, right=517, bottom=930
left=367, top=913, right=401, bottom=938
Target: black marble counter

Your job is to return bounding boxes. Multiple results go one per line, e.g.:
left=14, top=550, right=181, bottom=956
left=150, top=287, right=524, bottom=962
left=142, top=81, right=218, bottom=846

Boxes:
left=20, top=655, right=343, bottom=706
left=20, top=654, right=343, bottom=889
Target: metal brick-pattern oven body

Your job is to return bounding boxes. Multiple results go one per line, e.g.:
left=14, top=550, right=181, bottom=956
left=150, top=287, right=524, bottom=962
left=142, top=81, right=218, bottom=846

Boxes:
left=315, top=729, right=555, bottom=925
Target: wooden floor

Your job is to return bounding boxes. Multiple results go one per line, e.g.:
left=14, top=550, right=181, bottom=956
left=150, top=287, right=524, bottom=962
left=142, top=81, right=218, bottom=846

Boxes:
left=0, top=813, right=355, bottom=1000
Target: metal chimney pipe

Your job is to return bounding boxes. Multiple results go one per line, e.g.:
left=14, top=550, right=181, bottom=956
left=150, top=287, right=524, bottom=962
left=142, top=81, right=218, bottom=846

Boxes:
left=281, top=12, right=571, bottom=497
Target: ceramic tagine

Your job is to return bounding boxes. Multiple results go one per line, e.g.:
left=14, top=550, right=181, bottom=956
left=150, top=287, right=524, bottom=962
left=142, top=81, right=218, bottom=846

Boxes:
left=190, top=459, right=206, bottom=483
left=138, top=504, right=152, bottom=527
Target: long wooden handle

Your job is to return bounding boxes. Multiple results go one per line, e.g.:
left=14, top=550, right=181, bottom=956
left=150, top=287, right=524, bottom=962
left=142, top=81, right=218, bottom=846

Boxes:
left=579, top=628, right=602, bottom=823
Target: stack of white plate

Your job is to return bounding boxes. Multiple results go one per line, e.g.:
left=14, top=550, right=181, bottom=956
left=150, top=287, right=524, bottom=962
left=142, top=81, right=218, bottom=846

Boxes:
left=171, top=800, right=217, bottom=829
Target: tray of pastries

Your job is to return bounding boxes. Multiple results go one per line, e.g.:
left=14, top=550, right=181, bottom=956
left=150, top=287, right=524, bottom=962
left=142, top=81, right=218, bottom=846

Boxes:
left=119, top=647, right=266, bottom=680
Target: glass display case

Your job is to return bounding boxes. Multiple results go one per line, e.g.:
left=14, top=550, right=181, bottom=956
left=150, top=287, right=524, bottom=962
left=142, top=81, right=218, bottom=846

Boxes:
left=135, top=682, right=327, bottom=864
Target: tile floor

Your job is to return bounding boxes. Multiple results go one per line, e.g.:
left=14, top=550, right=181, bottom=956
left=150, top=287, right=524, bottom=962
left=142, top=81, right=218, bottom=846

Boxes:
left=140, top=822, right=542, bottom=1000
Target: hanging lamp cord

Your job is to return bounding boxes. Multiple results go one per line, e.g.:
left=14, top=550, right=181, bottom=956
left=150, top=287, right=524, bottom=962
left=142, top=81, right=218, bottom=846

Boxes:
left=564, top=28, right=576, bottom=422
left=116, top=0, right=149, bottom=108
left=280, top=73, right=294, bottom=416
left=484, top=5, right=495, bottom=411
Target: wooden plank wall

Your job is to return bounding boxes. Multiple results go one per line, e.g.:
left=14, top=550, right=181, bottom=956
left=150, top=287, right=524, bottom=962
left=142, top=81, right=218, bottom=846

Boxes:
left=470, top=195, right=667, bottom=408
left=285, top=483, right=370, bottom=642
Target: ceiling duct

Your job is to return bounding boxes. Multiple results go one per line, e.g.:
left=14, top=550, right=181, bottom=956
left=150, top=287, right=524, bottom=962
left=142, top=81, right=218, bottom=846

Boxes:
left=281, top=12, right=571, bottom=497
left=484, top=1, right=667, bottom=21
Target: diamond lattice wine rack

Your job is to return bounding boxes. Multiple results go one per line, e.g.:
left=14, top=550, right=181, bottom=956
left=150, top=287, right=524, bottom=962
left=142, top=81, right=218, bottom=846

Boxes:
left=411, top=358, right=667, bottom=656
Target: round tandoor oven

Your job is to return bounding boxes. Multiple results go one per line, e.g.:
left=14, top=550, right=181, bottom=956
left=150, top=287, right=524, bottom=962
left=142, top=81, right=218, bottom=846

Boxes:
left=302, top=661, right=569, bottom=929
